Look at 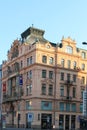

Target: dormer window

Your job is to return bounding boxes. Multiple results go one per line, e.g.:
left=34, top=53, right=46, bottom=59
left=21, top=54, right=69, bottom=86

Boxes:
left=66, top=46, right=73, bottom=54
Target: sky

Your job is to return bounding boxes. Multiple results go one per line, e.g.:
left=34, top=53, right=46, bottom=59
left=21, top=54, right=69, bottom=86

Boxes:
left=0, top=0, right=87, bottom=64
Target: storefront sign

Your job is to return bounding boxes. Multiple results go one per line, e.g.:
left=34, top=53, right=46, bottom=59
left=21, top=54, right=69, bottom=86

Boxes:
left=28, top=113, right=34, bottom=122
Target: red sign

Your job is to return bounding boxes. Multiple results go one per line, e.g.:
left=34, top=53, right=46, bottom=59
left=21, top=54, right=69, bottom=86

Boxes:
left=3, top=82, right=6, bottom=92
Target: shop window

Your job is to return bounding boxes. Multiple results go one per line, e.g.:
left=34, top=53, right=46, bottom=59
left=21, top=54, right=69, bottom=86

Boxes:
left=59, top=115, right=64, bottom=129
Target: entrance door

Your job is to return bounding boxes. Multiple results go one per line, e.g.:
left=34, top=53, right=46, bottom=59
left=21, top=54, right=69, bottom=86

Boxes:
left=65, top=115, right=69, bottom=130
left=41, top=114, right=52, bottom=129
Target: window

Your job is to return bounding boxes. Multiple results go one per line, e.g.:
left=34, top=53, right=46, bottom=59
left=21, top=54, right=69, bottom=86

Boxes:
left=42, top=70, right=46, bottom=78
left=27, top=70, right=32, bottom=79
left=73, top=61, right=77, bottom=69
left=20, top=60, right=23, bottom=69
left=42, top=84, right=46, bottom=95
left=67, top=73, right=70, bottom=81
left=27, top=58, right=29, bottom=66
left=60, top=72, right=64, bottom=80
left=30, top=56, right=32, bottom=64
left=60, top=102, right=64, bottom=111
left=49, top=57, right=54, bottom=64
left=59, top=115, right=64, bottom=129
left=67, top=60, right=71, bottom=69
left=18, top=103, right=20, bottom=111
left=71, top=103, right=76, bottom=112
left=66, top=46, right=73, bottom=54
left=60, top=85, right=64, bottom=96
left=80, top=103, right=83, bottom=112
left=27, top=56, right=33, bottom=66
left=73, top=74, right=76, bottom=82
left=81, top=89, right=84, bottom=98
left=81, top=63, right=85, bottom=70
left=26, top=101, right=32, bottom=110
left=46, top=45, right=50, bottom=49
left=66, top=103, right=70, bottom=111
left=73, top=87, right=76, bottom=98
left=26, top=84, right=32, bottom=96
left=41, top=101, right=52, bottom=110
left=42, top=55, right=47, bottom=63
left=38, top=114, right=40, bottom=120
left=61, top=59, right=65, bottom=67
left=49, top=71, right=53, bottom=79
left=81, top=52, right=86, bottom=59
left=48, top=84, right=53, bottom=96
left=82, top=76, right=85, bottom=84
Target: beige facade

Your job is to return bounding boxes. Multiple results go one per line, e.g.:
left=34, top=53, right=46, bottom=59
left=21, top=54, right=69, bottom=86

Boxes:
left=2, top=27, right=87, bottom=129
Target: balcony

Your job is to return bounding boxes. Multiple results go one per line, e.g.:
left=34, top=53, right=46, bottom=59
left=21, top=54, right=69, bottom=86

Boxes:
left=3, top=93, right=18, bottom=103
left=3, top=90, right=23, bottom=103
left=7, top=62, right=19, bottom=76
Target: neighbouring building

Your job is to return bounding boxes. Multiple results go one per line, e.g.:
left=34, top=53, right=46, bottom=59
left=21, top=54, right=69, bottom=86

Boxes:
left=2, top=26, right=87, bottom=129
left=0, top=64, right=2, bottom=127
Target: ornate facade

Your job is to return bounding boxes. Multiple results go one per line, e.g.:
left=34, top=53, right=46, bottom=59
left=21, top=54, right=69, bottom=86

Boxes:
left=2, top=26, right=87, bottom=129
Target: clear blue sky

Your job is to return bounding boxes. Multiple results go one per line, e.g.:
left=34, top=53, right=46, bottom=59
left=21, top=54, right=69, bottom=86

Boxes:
left=0, top=0, right=87, bottom=64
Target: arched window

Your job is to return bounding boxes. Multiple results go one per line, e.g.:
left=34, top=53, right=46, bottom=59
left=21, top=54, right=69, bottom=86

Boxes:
left=66, top=46, right=73, bottom=54
left=81, top=52, right=86, bottom=59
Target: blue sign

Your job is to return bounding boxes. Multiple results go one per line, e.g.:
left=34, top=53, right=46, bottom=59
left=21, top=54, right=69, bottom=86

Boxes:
left=19, top=75, right=23, bottom=85
left=28, top=113, right=34, bottom=122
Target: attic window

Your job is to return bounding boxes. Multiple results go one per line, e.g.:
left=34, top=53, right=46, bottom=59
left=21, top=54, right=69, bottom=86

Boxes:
left=66, top=46, right=73, bottom=54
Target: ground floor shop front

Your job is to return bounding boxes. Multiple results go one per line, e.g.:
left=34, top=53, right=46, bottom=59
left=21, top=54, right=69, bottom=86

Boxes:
left=2, top=111, right=80, bottom=130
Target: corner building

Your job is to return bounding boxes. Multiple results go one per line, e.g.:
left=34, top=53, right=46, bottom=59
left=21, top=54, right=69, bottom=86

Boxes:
left=2, top=27, right=86, bottom=129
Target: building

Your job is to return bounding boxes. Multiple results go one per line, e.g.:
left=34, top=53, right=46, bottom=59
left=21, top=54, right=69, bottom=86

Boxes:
left=0, top=64, right=2, bottom=127
left=2, top=26, right=87, bottom=129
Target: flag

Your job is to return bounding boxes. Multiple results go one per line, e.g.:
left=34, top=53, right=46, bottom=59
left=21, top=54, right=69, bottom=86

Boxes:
left=3, top=82, right=6, bottom=92
left=19, top=75, right=23, bottom=86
